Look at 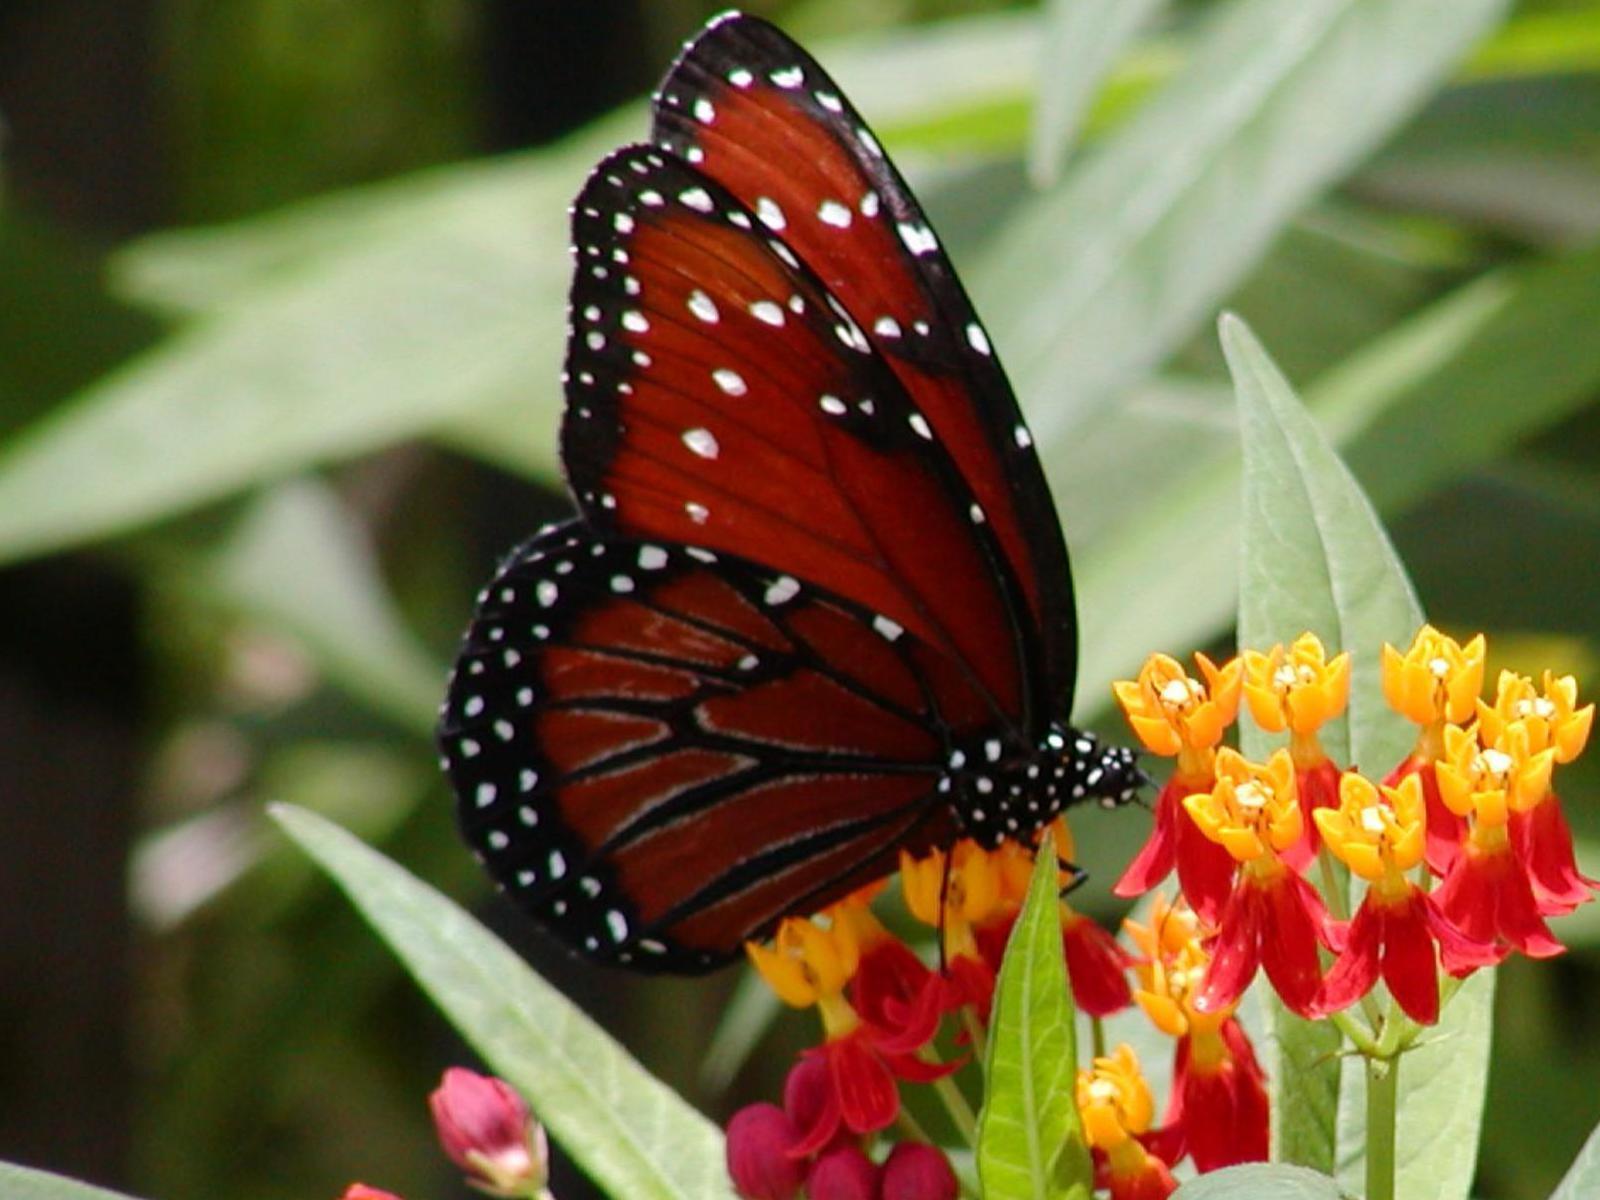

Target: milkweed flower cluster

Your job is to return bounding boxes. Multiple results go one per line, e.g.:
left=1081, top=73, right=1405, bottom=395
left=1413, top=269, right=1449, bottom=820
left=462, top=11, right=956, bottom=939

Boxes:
left=725, top=626, right=1590, bottom=1200
left=728, top=830, right=1264, bottom=1198
left=1115, top=628, right=1593, bottom=1028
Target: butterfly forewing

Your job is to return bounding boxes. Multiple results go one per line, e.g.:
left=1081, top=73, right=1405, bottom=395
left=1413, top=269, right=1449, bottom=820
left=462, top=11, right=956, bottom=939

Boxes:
left=562, top=145, right=1030, bottom=723
left=651, top=13, right=1079, bottom=711
left=440, top=520, right=963, bottom=971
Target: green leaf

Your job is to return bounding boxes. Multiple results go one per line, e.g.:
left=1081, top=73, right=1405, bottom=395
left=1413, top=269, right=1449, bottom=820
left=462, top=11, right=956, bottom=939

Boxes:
left=1333, top=971, right=1493, bottom=1200
left=977, top=834, right=1092, bottom=1200
left=1027, top=0, right=1166, bottom=188
left=0, top=145, right=592, bottom=567
left=1551, top=1117, right=1600, bottom=1200
left=199, top=479, right=443, bottom=735
left=977, top=0, right=1509, bottom=426
left=0, top=1164, right=147, bottom=1200
left=1222, top=317, right=1494, bottom=1200
left=269, top=804, right=734, bottom=1200
left=1171, top=1162, right=1349, bottom=1199
left=1227, top=312, right=1422, bottom=772
left=1071, top=234, right=1600, bottom=718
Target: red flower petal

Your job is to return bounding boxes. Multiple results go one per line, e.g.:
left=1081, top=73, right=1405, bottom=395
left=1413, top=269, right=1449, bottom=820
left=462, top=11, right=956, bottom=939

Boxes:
left=1315, top=899, right=1383, bottom=1018
left=1259, top=873, right=1330, bottom=1017
left=1433, top=839, right=1564, bottom=960
left=1512, top=796, right=1597, bottom=916
left=1063, top=912, right=1132, bottom=1016
left=852, top=935, right=935, bottom=1032
left=1195, top=881, right=1265, bottom=1014
left=783, top=1056, right=843, bottom=1158
left=1380, top=892, right=1443, bottom=1026
left=1171, top=1029, right=1268, bottom=1172
left=824, top=1034, right=901, bottom=1136
left=1115, top=778, right=1184, bottom=897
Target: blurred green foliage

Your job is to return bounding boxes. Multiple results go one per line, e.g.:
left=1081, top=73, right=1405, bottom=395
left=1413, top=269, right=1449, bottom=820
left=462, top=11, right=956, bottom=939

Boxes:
left=5, top=1, right=1600, bottom=1198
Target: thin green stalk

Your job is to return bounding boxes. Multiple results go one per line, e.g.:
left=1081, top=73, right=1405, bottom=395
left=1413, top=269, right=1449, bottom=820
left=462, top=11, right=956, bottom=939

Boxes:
left=1090, top=1015, right=1107, bottom=1062
left=960, top=1005, right=988, bottom=1065
left=1365, top=1052, right=1400, bottom=1200
left=895, top=1104, right=933, bottom=1145
left=930, top=1071, right=979, bottom=1146
left=1327, top=1008, right=1381, bottom=1057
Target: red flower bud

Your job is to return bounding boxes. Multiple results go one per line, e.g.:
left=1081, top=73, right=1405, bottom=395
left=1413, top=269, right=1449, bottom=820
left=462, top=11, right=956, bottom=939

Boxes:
left=879, top=1143, right=958, bottom=1200
left=805, top=1145, right=878, bottom=1200
left=341, top=1187, right=405, bottom=1200
left=428, top=1067, right=547, bottom=1197
left=725, top=1103, right=805, bottom=1200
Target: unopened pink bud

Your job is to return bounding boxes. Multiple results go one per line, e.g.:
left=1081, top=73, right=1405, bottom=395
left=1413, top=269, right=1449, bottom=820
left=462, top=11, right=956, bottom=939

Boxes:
left=428, top=1067, right=547, bottom=1197
left=340, top=1186, right=405, bottom=1200
left=805, top=1145, right=877, bottom=1200
left=880, top=1142, right=958, bottom=1200
left=725, top=1103, right=804, bottom=1200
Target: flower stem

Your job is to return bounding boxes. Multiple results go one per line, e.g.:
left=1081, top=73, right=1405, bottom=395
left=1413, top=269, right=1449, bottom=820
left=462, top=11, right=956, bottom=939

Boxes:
left=1365, top=1052, right=1399, bottom=1200
left=931, top=1071, right=979, bottom=1146
left=960, top=1005, right=988, bottom=1065
left=1090, top=1015, right=1106, bottom=1062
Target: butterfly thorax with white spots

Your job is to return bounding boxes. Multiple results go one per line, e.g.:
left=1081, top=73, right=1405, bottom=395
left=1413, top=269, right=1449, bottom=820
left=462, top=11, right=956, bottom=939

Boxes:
left=941, top=724, right=1141, bottom=849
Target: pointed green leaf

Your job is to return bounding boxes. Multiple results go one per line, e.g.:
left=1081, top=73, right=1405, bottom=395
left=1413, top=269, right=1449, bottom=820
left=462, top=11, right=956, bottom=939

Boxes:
left=1222, top=317, right=1493, bottom=1200
left=270, top=804, right=734, bottom=1200
left=0, top=1164, right=147, bottom=1200
left=977, top=834, right=1092, bottom=1200
left=980, top=0, right=1509, bottom=426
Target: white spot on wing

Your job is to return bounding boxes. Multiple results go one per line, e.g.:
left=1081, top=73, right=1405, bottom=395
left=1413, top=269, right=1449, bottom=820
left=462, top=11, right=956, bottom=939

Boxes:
left=765, top=576, right=800, bottom=605
left=873, top=316, right=901, bottom=338
left=728, top=67, right=754, bottom=88
left=818, top=394, right=846, bottom=415
left=749, top=300, right=784, bottom=326
left=909, top=413, right=933, bottom=440
left=1014, top=424, right=1033, bottom=448
left=682, top=427, right=720, bottom=459
left=694, top=98, right=716, bottom=124
left=771, top=66, right=804, bottom=88
left=712, top=368, right=747, bottom=396
left=688, top=289, right=720, bottom=323
left=897, top=222, right=938, bottom=255
left=639, top=545, right=669, bottom=570
left=621, top=311, right=650, bottom=333
left=686, top=501, right=710, bottom=524
left=966, top=322, right=992, bottom=355
left=873, top=615, right=903, bottom=641
left=756, top=197, right=786, bottom=231
left=680, top=187, right=713, bottom=213
left=818, top=199, right=852, bottom=228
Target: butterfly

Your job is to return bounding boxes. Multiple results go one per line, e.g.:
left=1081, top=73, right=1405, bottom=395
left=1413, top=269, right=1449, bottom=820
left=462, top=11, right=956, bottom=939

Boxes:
left=437, top=11, right=1143, bottom=973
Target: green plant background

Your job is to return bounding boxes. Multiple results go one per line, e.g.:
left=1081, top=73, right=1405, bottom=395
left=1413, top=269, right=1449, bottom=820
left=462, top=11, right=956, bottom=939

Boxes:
left=3, top=1, right=1599, bottom=1197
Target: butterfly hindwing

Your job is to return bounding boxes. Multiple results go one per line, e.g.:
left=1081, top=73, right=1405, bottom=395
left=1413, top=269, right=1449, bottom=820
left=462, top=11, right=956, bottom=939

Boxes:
left=439, top=520, right=964, bottom=972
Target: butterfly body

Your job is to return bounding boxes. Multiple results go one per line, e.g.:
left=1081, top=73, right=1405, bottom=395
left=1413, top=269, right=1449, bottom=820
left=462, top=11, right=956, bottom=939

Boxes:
left=438, top=12, right=1142, bottom=974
